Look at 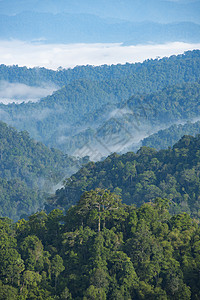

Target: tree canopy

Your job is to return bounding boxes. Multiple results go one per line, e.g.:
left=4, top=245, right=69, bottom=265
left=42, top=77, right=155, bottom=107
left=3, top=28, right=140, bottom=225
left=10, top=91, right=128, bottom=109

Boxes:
left=51, top=134, right=200, bottom=218
left=0, top=121, right=87, bottom=220
left=0, top=190, right=200, bottom=299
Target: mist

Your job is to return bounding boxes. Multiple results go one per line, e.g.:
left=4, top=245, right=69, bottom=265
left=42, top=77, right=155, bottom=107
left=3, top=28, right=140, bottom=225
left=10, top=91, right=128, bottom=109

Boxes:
left=71, top=103, right=200, bottom=161
left=0, top=40, right=200, bottom=70
left=0, top=80, right=58, bottom=104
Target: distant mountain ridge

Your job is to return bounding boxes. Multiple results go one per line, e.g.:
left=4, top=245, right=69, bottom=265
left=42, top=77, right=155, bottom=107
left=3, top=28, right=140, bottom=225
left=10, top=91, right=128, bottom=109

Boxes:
left=0, top=0, right=200, bottom=24
left=0, top=11, right=200, bottom=44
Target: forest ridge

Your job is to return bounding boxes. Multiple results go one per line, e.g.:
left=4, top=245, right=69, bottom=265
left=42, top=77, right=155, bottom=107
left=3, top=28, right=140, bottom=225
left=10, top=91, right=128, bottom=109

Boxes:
left=0, top=49, right=200, bottom=299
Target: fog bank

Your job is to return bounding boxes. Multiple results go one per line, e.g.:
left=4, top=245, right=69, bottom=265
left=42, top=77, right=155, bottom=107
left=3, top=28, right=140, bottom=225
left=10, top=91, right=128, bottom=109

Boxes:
left=0, top=81, right=57, bottom=104
left=0, top=40, right=200, bottom=70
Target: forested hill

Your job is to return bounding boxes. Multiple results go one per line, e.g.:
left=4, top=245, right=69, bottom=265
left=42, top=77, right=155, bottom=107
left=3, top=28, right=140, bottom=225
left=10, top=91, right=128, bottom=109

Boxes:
left=0, top=121, right=87, bottom=220
left=50, top=134, right=200, bottom=218
left=63, top=80, right=200, bottom=157
left=0, top=191, right=200, bottom=299
left=1, top=50, right=200, bottom=89
left=1, top=50, right=200, bottom=156
left=142, top=120, right=200, bottom=150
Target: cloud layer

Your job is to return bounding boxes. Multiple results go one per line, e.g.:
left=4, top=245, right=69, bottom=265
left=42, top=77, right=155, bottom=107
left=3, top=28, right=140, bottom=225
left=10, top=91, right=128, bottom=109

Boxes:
left=0, top=80, right=57, bottom=104
left=0, top=40, right=200, bottom=70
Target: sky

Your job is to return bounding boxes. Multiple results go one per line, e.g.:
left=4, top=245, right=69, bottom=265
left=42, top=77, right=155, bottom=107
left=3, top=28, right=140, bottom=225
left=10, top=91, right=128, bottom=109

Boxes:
left=0, top=40, right=200, bottom=70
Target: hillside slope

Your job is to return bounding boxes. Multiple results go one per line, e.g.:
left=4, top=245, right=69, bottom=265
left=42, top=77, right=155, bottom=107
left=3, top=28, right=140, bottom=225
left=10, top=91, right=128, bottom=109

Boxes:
left=50, top=135, right=200, bottom=217
left=142, top=120, right=200, bottom=150
left=0, top=121, right=86, bottom=220
left=61, top=80, right=200, bottom=158
left=1, top=50, right=200, bottom=156
left=0, top=192, right=199, bottom=299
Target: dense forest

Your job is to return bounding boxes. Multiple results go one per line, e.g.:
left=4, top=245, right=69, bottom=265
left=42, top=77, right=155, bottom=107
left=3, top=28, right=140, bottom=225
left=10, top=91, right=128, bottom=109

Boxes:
left=1, top=50, right=200, bottom=299
left=142, top=121, right=200, bottom=150
left=40, top=80, right=200, bottom=155
left=0, top=190, right=200, bottom=299
left=0, top=121, right=88, bottom=220
left=50, top=135, right=200, bottom=218
left=1, top=1, right=200, bottom=298
left=1, top=50, right=200, bottom=88
left=75, top=80, right=200, bottom=157
left=1, top=50, right=200, bottom=156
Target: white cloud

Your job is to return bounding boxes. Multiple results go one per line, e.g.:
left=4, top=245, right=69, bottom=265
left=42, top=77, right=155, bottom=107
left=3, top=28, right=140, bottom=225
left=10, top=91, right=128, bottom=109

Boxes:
left=0, top=40, right=200, bottom=70
left=0, top=80, right=57, bottom=104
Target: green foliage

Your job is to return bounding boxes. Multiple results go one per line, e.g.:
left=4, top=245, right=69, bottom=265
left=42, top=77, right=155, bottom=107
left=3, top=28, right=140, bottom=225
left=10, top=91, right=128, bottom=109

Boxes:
left=0, top=121, right=85, bottom=220
left=1, top=50, right=200, bottom=299
left=142, top=121, right=200, bottom=150
left=53, top=134, right=200, bottom=218
left=1, top=50, right=200, bottom=154
left=0, top=190, right=199, bottom=299
left=0, top=281, right=18, bottom=300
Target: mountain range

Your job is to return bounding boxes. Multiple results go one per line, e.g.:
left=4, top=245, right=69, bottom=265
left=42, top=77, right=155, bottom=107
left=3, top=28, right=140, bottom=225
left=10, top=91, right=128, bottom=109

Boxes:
left=0, top=12, right=200, bottom=45
left=0, top=121, right=87, bottom=220
left=1, top=0, right=200, bottom=24
left=1, top=2, right=200, bottom=299
left=0, top=50, right=200, bottom=159
left=0, top=0, right=200, bottom=45
left=1, top=50, right=200, bottom=220
left=49, top=134, right=200, bottom=218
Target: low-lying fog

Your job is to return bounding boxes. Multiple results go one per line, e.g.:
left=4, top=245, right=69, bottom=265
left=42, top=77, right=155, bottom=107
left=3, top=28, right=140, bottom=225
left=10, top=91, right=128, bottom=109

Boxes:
left=0, top=81, right=58, bottom=104
left=0, top=40, right=200, bottom=70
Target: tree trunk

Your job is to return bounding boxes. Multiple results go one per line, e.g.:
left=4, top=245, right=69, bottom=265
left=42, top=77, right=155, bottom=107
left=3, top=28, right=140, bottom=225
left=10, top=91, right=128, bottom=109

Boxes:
left=103, top=204, right=105, bottom=229
left=98, top=204, right=101, bottom=232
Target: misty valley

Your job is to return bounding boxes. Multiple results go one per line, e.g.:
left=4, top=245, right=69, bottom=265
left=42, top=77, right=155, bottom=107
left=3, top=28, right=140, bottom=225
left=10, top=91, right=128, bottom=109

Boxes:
left=1, top=50, right=200, bottom=159
left=1, top=50, right=200, bottom=299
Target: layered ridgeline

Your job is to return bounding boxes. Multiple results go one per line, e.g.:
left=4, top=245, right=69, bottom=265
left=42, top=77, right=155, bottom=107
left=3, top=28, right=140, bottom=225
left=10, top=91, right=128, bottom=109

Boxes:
left=1, top=50, right=200, bottom=88
left=0, top=50, right=200, bottom=157
left=142, top=120, right=200, bottom=150
left=49, top=135, right=200, bottom=218
left=44, top=80, right=200, bottom=159
left=0, top=0, right=200, bottom=45
left=1, top=0, right=200, bottom=24
left=0, top=11, right=200, bottom=44
left=0, top=121, right=87, bottom=220
left=0, top=191, right=200, bottom=299
left=66, top=80, right=200, bottom=158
